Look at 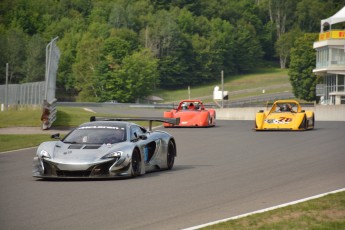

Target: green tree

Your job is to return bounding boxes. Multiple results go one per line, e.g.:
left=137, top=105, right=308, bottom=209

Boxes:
left=260, top=20, right=277, bottom=61
left=97, top=35, right=133, bottom=83
left=142, top=9, right=179, bottom=58
left=109, top=0, right=153, bottom=32
left=104, top=49, right=159, bottom=102
left=1, top=0, right=342, bottom=100
left=24, top=34, right=46, bottom=82
left=95, top=32, right=139, bottom=101
left=296, top=0, right=327, bottom=33
left=43, top=16, right=86, bottom=41
left=55, top=12, right=109, bottom=100
left=141, top=7, right=193, bottom=89
left=5, top=0, right=50, bottom=35
left=259, top=0, right=298, bottom=67
left=0, top=27, right=27, bottom=84
left=187, top=16, right=236, bottom=85
left=109, top=28, right=140, bottom=53
left=275, top=28, right=302, bottom=69
left=158, top=53, right=190, bottom=89
left=233, top=19, right=264, bottom=72
left=289, top=33, right=319, bottom=101
left=56, top=30, right=82, bottom=101
left=72, top=28, right=105, bottom=102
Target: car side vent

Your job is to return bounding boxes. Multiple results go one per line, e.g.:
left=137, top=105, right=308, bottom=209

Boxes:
left=68, top=144, right=84, bottom=149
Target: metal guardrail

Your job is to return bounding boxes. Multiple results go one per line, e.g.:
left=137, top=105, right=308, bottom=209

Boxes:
left=41, top=99, right=57, bottom=130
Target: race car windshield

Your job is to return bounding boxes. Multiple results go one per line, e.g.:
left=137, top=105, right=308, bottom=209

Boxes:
left=275, top=103, right=297, bottom=112
left=63, top=126, right=126, bottom=144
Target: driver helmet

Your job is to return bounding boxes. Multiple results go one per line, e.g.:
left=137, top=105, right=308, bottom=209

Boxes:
left=282, top=104, right=291, bottom=111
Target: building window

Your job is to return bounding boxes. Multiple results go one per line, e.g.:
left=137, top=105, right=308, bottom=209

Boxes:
left=338, top=75, right=345, bottom=92
left=331, top=47, right=345, bottom=65
left=341, top=96, right=345, bottom=104
left=316, top=47, right=329, bottom=68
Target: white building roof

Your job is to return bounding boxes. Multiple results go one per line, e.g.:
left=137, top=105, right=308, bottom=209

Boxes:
left=321, top=6, right=345, bottom=32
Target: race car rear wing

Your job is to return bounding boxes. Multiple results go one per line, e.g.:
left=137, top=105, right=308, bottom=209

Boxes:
left=90, top=116, right=180, bottom=131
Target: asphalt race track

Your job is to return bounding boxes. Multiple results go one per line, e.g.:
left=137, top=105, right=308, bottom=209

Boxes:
left=1, top=120, right=345, bottom=230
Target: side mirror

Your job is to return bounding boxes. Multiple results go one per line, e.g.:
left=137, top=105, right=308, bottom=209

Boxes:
left=51, top=133, right=60, bottom=139
left=131, top=134, right=148, bottom=142
left=139, top=134, right=148, bottom=140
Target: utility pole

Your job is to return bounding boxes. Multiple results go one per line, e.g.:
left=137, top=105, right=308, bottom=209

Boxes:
left=5, top=63, right=9, bottom=111
left=221, top=70, right=224, bottom=108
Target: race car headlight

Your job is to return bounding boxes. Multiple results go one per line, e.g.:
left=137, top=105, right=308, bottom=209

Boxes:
left=39, top=150, right=51, bottom=158
left=103, top=151, right=123, bottom=159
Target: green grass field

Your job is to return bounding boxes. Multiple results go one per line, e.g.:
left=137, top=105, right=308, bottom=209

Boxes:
left=0, top=105, right=42, bottom=128
left=155, top=68, right=290, bottom=102
left=0, top=106, right=97, bottom=128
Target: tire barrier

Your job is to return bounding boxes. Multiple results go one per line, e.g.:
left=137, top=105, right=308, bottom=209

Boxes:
left=41, top=99, right=57, bottom=130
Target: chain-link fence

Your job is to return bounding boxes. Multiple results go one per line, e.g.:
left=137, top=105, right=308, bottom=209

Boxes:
left=0, top=81, right=45, bottom=105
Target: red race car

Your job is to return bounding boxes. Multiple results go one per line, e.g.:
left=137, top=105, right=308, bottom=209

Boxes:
left=164, top=100, right=216, bottom=127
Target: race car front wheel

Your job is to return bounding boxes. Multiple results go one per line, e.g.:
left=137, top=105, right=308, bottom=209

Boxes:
left=299, top=115, right=308, bottom=130
left=309, top=115, right=315, bottom=129
left=131, top=149, right=141, bottom=177
left=167, top=140, right=176, bottom=170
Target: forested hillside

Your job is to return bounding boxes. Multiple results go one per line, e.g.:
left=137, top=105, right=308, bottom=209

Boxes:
left=0, top=0, right=343, bottom=102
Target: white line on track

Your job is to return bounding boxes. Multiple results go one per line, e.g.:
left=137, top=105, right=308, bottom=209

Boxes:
left=182, top=188, right=345, bottom=230
left=0, top=147, right=37, bottom=154
left=83, top=107, right=96, bottom=113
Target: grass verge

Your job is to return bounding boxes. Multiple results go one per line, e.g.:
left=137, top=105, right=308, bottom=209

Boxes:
left=201, top=191, right=345, bottom=230
left=0, top=106, right=160, bottom=152
left=0, top=134, right=52, bottom=152
left=0, top=106, right=111, bottom=152
left=0, top=106, right=42, bottom=128
left=0, top=106, right=114, bottom=128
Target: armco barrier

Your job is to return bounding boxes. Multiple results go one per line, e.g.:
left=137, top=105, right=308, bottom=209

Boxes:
left=55, top=102, right=344, bottom=121
left=215, top=105, right=345, bottom=121
left=314, top=105, right=345, bottom=121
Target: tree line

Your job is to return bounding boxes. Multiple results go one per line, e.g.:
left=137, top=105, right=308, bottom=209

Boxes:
left=0, top=0, right=343, bottom=102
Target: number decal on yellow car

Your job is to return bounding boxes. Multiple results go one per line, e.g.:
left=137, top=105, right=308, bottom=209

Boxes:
left=278, top=117, right=292, bottom=122
left=265, top=117, right=293, bottom=124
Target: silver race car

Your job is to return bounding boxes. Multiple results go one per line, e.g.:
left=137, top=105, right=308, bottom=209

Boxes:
left=33, top=117, right=179, bottom=179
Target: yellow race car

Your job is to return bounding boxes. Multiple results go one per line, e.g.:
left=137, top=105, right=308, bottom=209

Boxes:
left=255, top=100, right=315, bottom=131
